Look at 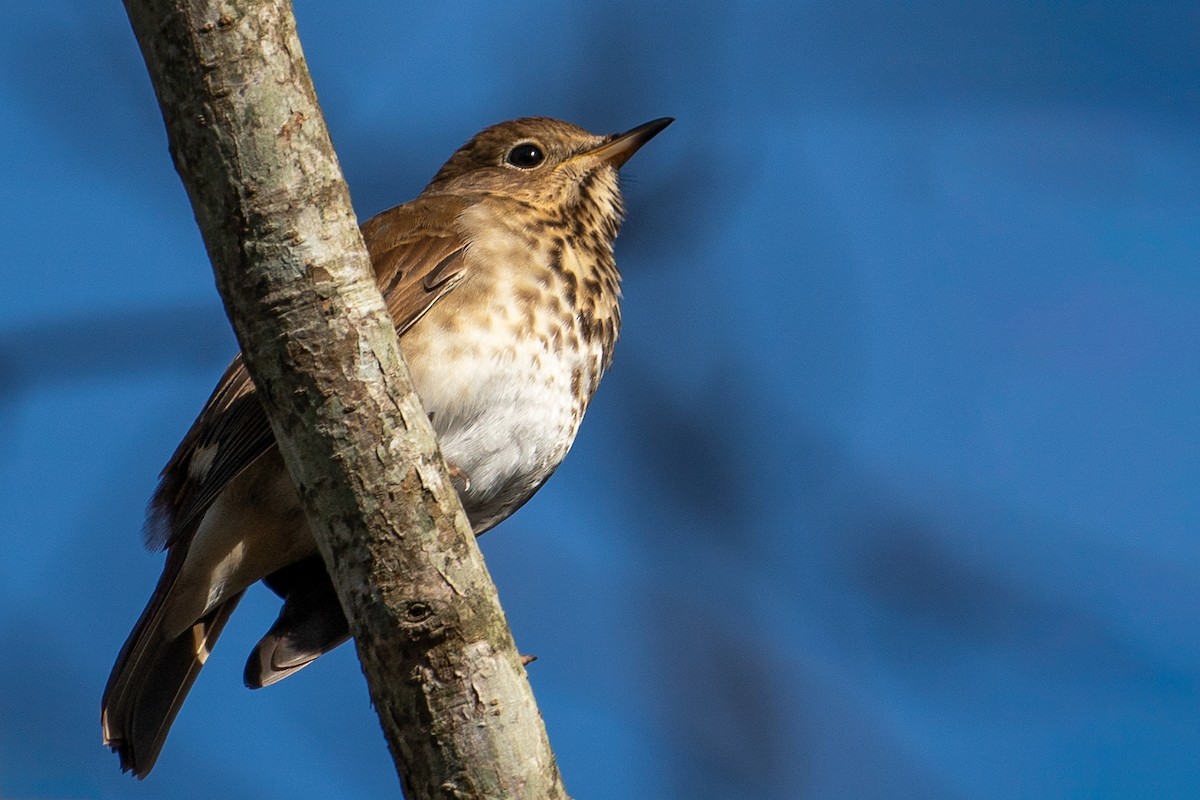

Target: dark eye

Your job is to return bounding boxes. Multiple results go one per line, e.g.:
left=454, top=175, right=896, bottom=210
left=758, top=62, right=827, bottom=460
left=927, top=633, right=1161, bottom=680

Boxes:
left=505, top=142, right=545, bottom=169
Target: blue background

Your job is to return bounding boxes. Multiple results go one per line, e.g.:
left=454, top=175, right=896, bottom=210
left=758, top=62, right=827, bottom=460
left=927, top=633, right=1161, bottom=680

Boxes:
left=2, top=2, right=1198, bottom=798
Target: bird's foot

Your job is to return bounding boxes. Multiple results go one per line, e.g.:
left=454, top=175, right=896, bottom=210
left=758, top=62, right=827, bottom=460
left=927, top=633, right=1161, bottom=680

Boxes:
left=446, top=461, right=472, bottom=495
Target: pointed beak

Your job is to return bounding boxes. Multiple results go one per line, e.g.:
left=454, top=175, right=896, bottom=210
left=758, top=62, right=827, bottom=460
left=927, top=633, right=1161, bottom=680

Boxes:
left=588, top=117, right=674, bottom=169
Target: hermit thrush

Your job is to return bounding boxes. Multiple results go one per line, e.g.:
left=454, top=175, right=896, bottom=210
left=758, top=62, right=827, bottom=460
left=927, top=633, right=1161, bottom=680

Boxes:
left=101, top=116, right=672, bottom=777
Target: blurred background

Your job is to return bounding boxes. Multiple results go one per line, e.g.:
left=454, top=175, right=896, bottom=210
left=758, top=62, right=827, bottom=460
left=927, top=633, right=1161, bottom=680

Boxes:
left=1, top=2, right=1198, bottom=798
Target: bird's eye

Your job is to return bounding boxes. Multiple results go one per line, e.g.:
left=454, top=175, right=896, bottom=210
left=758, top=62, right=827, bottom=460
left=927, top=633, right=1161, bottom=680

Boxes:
left=505, top=142, right=545, bottom=169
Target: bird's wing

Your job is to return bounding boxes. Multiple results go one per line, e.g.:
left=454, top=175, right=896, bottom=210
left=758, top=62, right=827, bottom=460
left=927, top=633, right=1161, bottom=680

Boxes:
left=368, top=223, right=471, bottom=338
left=145, top=199, right=470, bottom=550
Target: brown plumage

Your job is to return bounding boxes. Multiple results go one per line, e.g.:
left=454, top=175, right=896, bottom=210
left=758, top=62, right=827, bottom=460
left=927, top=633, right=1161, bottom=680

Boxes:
left=101, top=116, right=672, bottom=777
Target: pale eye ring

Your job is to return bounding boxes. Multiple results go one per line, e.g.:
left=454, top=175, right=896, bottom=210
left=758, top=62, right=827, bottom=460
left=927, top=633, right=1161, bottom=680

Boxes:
left=505, top=142, right=545, bottom=169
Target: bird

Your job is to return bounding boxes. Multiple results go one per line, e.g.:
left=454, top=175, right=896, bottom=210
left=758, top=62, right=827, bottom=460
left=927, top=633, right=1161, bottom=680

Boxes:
left=101, top=115, right=672, bottom=777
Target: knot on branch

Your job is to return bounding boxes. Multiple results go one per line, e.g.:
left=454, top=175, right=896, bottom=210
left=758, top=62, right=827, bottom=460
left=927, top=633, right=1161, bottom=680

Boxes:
left=393, top=597, right=454, bottom=643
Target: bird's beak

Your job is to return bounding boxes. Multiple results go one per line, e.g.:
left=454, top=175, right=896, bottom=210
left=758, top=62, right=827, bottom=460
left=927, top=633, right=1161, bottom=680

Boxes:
left=586, top=117, right=674, bottom=169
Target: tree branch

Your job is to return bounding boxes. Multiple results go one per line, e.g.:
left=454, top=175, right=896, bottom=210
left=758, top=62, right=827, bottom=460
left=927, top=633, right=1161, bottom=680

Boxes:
left=120, top=0, right=568, bottom=796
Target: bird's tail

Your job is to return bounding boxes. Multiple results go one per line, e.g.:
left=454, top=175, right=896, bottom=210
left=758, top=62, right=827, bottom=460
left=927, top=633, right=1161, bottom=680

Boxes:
left=244, top=556, right=350, bottom=689
left=101, top=546, right=242, bottom=778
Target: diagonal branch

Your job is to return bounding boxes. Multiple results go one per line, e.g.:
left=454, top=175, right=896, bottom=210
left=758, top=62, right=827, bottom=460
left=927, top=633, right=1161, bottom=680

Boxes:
left=120, top=0, right=569, bottom=796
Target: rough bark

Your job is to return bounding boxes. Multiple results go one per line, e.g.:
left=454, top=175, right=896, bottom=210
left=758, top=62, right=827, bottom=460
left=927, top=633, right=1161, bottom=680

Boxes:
left=120, top=0, right=569, bottom=796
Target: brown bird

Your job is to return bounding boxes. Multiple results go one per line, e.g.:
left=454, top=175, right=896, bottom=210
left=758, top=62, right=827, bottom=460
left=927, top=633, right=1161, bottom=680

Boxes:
left=101, top=116, right=672, bottom=777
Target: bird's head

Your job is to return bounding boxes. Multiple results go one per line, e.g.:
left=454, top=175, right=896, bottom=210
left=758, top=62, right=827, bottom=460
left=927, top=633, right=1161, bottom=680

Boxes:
left=423, top=116, right=673, bottom=233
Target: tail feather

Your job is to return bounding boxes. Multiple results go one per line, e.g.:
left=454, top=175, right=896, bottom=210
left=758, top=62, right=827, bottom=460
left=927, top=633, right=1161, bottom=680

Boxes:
left=244, top=604, right=349, bottom=689
left=245, top=556, right=350, bottom=689
left=102, top=547, right=243, bottom=778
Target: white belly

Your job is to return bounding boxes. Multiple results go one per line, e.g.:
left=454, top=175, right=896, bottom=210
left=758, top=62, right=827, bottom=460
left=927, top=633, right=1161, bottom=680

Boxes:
left=404, top=322, right=596, bottom=532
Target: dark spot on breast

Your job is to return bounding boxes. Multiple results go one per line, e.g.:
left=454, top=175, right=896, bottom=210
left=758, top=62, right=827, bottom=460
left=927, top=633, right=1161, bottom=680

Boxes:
left=561, top=271, right=578, bottom=309
left=568, top=214, right=587, bottom=240
left=577, top=308, right=593, bottom=333
left=570, top=366, right=583, bottom=399
left=517, top=285, right=541, bottom=308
